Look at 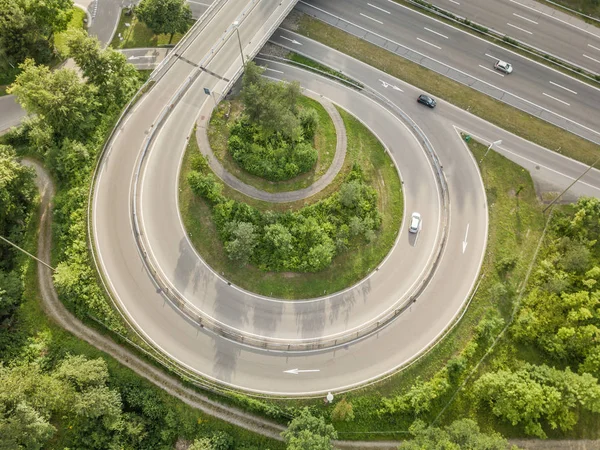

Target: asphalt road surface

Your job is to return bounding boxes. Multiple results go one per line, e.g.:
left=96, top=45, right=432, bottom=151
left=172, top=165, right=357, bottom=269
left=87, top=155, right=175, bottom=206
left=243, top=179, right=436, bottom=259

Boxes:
left=269, top=30, right=600, bottom=200
left=0, top=96, right=26, bottom=134
left=428, top=0, right=600, bottom=75
left=299, top=0, right=600, bottom=145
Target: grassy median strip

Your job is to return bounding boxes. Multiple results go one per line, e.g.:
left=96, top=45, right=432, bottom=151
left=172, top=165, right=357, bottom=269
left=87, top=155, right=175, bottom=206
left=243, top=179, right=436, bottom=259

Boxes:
left=180, top=108, right=403, bottom=299
left=286, top=53, right=364, bottom=88
left=208, top=96, right=337, bottom=193
left=294, top=14, right=600, bottom=166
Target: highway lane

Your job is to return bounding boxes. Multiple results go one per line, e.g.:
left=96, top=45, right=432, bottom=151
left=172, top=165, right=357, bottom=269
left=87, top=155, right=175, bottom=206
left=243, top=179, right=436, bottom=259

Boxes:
left=269, top=30, right=600, bottom=199
left=94, top=0, right=600, bottom=395
left=98, top=54, right=488, bottom=393
left=428, top=0, right=600, bottom=75
left=299, top=0, right=600, bottom=145
left=86, top=0, right=122, bottom=46
left=138, top=31, right=443, bottom=343
left=0, top=96, right=26, bottom=134
left=96, top=0, right=600, bottom=393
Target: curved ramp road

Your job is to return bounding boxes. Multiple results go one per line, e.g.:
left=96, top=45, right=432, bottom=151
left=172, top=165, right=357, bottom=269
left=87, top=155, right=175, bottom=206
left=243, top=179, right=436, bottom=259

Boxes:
left=93, top=0, right=487, bottom=393
left=97, top=60, right=487, bottom=393
left=93, top=0, right=600, bottom=395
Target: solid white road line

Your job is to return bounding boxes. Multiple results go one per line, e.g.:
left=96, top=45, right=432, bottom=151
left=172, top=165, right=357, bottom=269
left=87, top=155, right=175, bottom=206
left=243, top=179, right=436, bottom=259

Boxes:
left=360, top=13, right=383, bottom=24
left=549, top=81, right=577, bottom=95
left=299, top=2, right=600, bottom=138
left=583, top=54, right=600, bottom=64
left=368, top=3, right=391, bottom=14
left=478, top=64, right=504, bottom=76
left=509, top=0, right=600, bottom=39
left=461, top=130, right=600, bottom=193
left=512, top=13, right=538, bottom=24
left=588, top=44, right=600, bottom=52
left=543, top=92, right=570, bottom=106
left=378, top=0, right=600, bottom=94
left=506, top=22, right=533, bottom=34
left=424, top=27, right=449, bottom=39
left=417, top=37, right=441, bottom=49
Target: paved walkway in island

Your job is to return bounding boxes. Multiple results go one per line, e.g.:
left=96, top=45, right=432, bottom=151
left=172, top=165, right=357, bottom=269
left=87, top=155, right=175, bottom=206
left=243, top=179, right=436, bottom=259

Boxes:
left=195, top=88, right=347, bottom=202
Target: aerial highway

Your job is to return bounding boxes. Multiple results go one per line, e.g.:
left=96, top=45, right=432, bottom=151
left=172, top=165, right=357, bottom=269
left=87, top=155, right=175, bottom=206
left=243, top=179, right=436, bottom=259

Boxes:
left=91, top=0, right=600, bottom=396
left=268, top=31, right=600, bottom=200
left=427, top=0, right=600, bottom=75
left=299, top=0, right=600, bottom=145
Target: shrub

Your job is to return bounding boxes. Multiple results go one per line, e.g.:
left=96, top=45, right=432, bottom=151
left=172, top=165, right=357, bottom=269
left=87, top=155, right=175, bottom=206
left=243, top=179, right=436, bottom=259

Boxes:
left=331, top=398, right=355, bottom=422
left=188, top=165, right=381, bottom=273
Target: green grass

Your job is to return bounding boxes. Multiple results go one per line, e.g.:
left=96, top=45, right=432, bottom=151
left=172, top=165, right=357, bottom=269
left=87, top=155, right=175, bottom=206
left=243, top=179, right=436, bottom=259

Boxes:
left=0, top=85, right=8, bottom=96
left=294, top=136, right=548, bottom=440
left=294, top=14, right=600, bottom=166
left=287, top=53, right=363, bottom=87
left=5, top=171, right=284, bottom=450
left=180, top=107, right=403, bottom=299
left=208, top=96, right=337, bottom=193
left=542, top=0, right=600, bottom=20
left=110, top=11, right=192, bottom=49
left=54, top=8, right=86, bottom=56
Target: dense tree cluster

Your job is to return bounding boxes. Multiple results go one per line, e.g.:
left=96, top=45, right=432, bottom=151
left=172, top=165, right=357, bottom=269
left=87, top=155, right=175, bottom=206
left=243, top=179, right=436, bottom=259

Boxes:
left=136, top=0, right=192, bottom=42
left=227, top=62, right=319, bottom=181
left=0, top=349, right=261, bottom=449
left=400, top=419, right=515, bottom=450
left=0, top=0, right=73, bottom=75
left=188, top=158, right=381, bottom=272
left=0, top=145, right=36, bottom=351
left=380, top=368, right=451, bottom=417
left=473, top=363, right=600, bottom=438
left=512, top=197, right=600, bottom=376
left=282, top=408, right=337, bottom=450
left=0, top=355, right=128, bottom=449
left=4, top=30, right=142, bottom=331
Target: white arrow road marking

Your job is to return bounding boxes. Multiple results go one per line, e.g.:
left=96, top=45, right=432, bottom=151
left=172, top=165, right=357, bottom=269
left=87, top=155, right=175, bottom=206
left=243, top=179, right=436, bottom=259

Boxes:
left=284, top=368, right=320, bottom=375
left=379, top=79, right=403, bottom=92
left=462, top=223, right=470, bottom=254
left=279, top=35, right=302, bottom=45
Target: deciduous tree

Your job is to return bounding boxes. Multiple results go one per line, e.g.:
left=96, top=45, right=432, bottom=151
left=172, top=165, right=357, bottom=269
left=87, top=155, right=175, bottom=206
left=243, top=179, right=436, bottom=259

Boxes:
left=400, top=419, right=516, bottom=450
left=136, top=0, right=191, bottom=42
left=8, top=59, right=99, bottom=140
left=282, top=408, right=337, bottom=450
left=66, top=29, right=139, bottom=110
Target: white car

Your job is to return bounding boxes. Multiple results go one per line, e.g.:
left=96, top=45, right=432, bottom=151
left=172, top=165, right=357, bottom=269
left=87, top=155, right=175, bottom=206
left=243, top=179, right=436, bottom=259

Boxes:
left=494, top=60, right=513, bottom=74
left=409, top=212, right=422, bottom=234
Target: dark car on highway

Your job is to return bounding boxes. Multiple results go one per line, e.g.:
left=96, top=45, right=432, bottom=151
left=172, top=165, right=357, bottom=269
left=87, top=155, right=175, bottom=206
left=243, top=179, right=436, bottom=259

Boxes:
left=417, top=94, right=436, bottom=108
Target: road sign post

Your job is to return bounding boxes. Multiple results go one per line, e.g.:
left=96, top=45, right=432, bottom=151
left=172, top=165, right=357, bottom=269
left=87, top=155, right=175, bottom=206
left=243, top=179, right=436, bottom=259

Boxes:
left=203, top=87, right=217, bottom=108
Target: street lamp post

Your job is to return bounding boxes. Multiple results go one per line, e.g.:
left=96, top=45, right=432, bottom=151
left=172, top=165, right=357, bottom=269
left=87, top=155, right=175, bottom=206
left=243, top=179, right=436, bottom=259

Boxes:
left=543, top=153, right=600, bottom=214
left=479, top=139, right=502, bottom=164
left=233, top=21, right=244, bottom=65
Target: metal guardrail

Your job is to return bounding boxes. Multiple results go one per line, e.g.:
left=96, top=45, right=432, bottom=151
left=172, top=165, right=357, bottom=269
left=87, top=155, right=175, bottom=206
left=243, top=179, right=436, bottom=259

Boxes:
left=131, top=34, right=451, bottom=352
left=409, top=0, right=600, bottom=80
left=87, top=0, right=242, bottom=368
left=543, top=0, right=600, bottom=24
